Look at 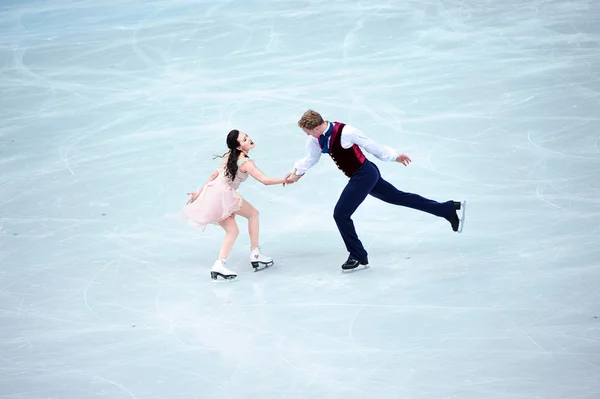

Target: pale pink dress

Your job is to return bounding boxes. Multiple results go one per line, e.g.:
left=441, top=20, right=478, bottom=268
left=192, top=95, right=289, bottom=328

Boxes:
left=181, top=156, right=251, bottom=231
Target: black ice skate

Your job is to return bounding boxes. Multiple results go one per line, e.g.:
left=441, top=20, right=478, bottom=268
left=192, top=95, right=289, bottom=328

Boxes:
left=250, top=246, right=274, bottom=271
left=446, top=200, right=466, bottom=233
left=341, top=256, right=369, bottom=272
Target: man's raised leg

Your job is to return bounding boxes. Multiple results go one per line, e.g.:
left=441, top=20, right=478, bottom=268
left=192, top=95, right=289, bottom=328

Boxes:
left=369, top=174, right=462, bottom=231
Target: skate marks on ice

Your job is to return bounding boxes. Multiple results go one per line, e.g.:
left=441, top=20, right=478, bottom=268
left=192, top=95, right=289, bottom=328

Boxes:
left=1, top=0, right=600, bottom=398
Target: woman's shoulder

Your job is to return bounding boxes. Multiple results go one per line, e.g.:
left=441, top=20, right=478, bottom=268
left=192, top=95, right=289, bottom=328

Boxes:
left=237, top=155, right=252, bottom=166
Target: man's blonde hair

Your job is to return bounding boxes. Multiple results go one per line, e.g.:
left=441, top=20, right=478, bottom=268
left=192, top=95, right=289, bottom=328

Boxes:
left=297, top=109, right=324, bottom=130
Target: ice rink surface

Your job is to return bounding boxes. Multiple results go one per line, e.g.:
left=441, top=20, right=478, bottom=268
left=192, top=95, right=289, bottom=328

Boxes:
left=1, top=0, right=600, bottom=398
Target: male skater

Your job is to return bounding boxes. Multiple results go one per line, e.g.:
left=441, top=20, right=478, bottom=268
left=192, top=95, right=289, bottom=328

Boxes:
left=286, top=109, right=465, bottom=270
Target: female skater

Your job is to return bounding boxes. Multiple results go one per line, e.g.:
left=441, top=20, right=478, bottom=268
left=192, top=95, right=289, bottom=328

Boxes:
left=182, top=129, right=288, bottom=281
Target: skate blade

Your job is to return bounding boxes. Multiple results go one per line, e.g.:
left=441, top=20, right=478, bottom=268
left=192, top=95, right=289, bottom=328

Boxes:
left=457, top=200, right=467, bottom=233
left=252, top=261, right=274, bottom=272
left=210, top=271, right=238, bottom=281
left=341, top=265, right=370, bottom=274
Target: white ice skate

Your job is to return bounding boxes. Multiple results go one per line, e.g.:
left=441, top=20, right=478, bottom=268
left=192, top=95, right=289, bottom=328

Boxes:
left=250, top=246, right=274, bottom=271
left=210, top=259, right=237, bottom=281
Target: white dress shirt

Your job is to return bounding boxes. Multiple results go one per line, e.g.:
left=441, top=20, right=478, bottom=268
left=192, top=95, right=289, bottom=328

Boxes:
left=292, top=122, right=398, bottom=175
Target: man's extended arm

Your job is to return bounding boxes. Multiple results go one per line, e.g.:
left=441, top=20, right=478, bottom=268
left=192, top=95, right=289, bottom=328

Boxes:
left=287, top=137, right=322, bottom=181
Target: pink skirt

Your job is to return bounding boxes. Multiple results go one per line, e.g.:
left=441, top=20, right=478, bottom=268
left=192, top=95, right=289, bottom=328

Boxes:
left=181, top=177, right=243, bottom=231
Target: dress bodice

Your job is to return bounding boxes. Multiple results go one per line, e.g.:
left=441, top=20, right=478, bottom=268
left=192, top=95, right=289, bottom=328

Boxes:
left=217, top=156, right=251, bottom=190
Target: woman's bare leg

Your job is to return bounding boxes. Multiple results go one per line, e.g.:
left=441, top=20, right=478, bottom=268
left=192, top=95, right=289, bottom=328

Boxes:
left=217, top=216, right=239, bottom=259
left=235, top=200, right=259, bottom=250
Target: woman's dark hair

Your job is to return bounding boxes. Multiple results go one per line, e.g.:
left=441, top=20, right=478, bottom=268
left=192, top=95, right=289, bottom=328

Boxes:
left=213, top=129, right=247, bottom=181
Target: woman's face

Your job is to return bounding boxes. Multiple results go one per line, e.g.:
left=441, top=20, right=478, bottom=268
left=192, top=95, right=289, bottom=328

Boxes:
left=236, top=131, right=255, bottom=152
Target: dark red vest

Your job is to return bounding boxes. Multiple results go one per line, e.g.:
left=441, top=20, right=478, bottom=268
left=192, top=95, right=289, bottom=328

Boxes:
left=324, top=122, right=366, bottom=178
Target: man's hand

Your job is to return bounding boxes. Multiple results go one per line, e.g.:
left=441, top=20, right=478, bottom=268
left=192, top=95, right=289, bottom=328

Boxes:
left=396, top=154, right=412, bottom=166
left=286, top=169, right=302, bottom=183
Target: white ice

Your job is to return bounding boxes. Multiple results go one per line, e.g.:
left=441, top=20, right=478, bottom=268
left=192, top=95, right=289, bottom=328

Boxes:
left=1, top=0, right=600, bottom=398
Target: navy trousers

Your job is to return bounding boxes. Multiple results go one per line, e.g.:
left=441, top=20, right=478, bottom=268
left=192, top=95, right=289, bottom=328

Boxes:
left=333, top=160, right=455, bottom=260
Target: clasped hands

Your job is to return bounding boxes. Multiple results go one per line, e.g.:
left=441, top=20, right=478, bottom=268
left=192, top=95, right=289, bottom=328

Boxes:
left=283, top=169, right=301, bottom=185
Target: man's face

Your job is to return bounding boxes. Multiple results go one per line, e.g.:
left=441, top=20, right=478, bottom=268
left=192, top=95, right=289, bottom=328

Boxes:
left=302, top=125, right=323, bottom=138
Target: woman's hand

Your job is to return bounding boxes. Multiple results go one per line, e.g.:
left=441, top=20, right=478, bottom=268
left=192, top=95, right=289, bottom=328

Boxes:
left=186, top=191, right=200, bottom=204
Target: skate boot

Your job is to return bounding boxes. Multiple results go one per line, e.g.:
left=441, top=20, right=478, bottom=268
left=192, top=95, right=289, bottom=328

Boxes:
left=250, top=246, right=274, bottom=271
left=210, top=259, right=237, bottom=281
left=445, top=200, right=466, bottom=233
left=342, top=256, right=369, bottom=272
